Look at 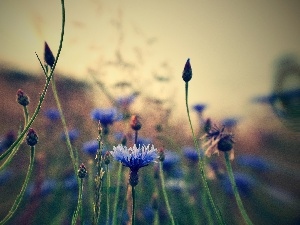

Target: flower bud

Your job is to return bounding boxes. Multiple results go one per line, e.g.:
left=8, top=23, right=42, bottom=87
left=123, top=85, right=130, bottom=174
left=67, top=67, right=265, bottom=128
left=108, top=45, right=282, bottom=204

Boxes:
left=44, top=42, right=55, bottom=67
left=130, top=115, right=142, bottom=131
left=217, top=134, right=234, bottom=152
left=17, top=89, right=29, bottom=106
left=26, top=128, right=38, bottom=146
left=104, top=151, right=112, bottom=165
left=182, top=58, right=192, bottom=82
left=158, top=148, right=165, bottom=162
left=78, top=163, right=87, bottom=179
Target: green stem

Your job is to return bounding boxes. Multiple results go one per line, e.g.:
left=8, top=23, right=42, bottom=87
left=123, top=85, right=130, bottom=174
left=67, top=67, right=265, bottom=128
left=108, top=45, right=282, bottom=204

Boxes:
left=184, top=82, right=224, bottom=225
left=23, top=106, right=29, bottom=128
left=0, top=146, right=35, bottom=225
left=224, top=152, right=254, bottom=225
left=112, top=163, right=123, bottom=225
left=51, top=78, right=78, bottom=173
left=106, top=165, right=111, bottom=225
left=131, top=185, right=135, bottom=225
left=72, top=179, right=84, bottom=225
left=159, top=162, right=175, bottom=225
left=0, top=0, right=65, bottom=163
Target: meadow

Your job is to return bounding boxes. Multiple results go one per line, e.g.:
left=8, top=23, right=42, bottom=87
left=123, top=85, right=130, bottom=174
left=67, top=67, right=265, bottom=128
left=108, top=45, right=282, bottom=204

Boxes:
left=0, top=1, right=300, bottom=225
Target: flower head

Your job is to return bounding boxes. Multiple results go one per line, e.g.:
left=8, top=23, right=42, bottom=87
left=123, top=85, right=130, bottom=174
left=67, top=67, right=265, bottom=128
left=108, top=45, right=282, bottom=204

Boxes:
left=91, top=108, right=120, bottom=126
left=44, top=108, right=60, bottom=121
left=44, top=42, right=55, bottom=67
left=193, top=104, right=207, bottom=114
left=110, top=144, right=158, bottom=172
left=111, top=144, right=158, bottom=186
left=16, top=89, right=29, bottom=106
left=82, top=140, right=99, bottom=156
left=202, top=124, right=235, bottom=160
left=26, top=128, right=38, bottom=147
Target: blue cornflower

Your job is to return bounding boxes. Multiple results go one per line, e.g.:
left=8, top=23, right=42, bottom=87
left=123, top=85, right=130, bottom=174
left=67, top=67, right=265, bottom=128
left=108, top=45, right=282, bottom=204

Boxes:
left=82, top=140, right=99, bottom=156
left=0, top=170, right=13, bottom=185
left=116, top=94, right=136, bottom=107
left=44, top=108, right=60, bottom=121
left=221, top=117, right=239, bottom=128
left=236, top=154, right=271, bottom=172
left=193, top=104, right=207, bottom=113
left=61, top=129, right=79, bottom=142
left=136, top=137, right=152, bottom=147
left=0, top=131, right=16, bottom=153
left=91, top=108, right=120, bottom=126
left=222, top=172, right=256, bottom=197
left=110, top=144, right=158, bottom=186
left=182, top=146, right=201, bottom=162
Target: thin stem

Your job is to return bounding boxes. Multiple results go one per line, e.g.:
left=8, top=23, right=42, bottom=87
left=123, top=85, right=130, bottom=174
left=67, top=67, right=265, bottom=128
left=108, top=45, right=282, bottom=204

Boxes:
left=134, top=130, right=138, bottom=145
left=106, top=164, right=111, bottom=225
left=112, top=163, right=123, bottom=225
left=51, top=79, right=78, bottom=173
left=0, top=0, right=65, bottom=162
left=184, top=82, right=225, bottom=225
left=0, top=146, right=35, bottom=225
left=159, top=162, right=175, bottom=225
left=131, top=185, right=135, bottom=225
left=23, top=106, right=29, bottom=128
left=224, top=152, right=254, bottom=225
left=72, top=179, right=84, bottom=225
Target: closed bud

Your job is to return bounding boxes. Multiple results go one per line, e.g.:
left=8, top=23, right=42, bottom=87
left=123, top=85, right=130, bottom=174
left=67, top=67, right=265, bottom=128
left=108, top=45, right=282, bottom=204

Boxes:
left=182, top=58, right=192, bottom=82
left=17, top=89, right=29, bottom=106
left=26, top=128, right=38, bottom=146
left=44, top=42, right=55, bottom=67
left=130, top=115, right=142, bottom=131
left=104, top=151, right=112, bottom=165
left=78, top=163, right=87, bottom=179
left=158, top=148, right=165, bottom=162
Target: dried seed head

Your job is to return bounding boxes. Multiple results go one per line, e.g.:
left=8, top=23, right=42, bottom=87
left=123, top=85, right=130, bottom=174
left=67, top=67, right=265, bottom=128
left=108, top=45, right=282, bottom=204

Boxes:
left=217, top=134, right=234, bottom=152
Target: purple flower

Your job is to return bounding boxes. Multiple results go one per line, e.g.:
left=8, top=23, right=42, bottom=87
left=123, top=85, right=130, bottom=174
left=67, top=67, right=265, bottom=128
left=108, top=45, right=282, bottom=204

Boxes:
left=91, top=108, right=120, bottom=126
left=136, top=137, right=152, bottom=147
left=183, top=146, right=201, bottom=162
left=236, top=154, right=271, bottom=172
left=110, top=144, right=158, bottom=172
left=0, top=170, right=13, bottom=185
left=0, top=131, right=16, bottom=153
left=162, top=151, right=180, bottom=171
left=222, top=172, right=256, bottom=197
left=61, top=129, right=79, bottom=142
left=116, top=94, right=136, bottom=107
left=193, top=104, right=207, bottom=113
left=44, top=108, right=60, bottom=121
left=221, top=117, right=239, bottom=128
left=82, top=140, right=99, bottom=156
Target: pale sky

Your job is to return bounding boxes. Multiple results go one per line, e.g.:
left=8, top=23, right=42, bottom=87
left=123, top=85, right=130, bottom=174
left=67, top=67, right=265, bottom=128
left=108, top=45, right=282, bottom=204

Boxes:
left=1, top=0, right=300, bottom=121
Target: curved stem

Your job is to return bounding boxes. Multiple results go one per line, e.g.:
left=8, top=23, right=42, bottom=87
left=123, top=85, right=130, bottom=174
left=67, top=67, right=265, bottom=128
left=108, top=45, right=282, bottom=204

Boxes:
left=0, top=146, right=35, bottom=225
left=159, top=162, right=175, bottom=225
left=23, top=106, right=29, bottom=128
left=0, top=0, right=65, bottom=163
left=185, top=82, right=225, bottom=225
left=72, top=179, right=84, bottom=225
left=51, top=79, right=77, bottom=173
left=224, top=152, right=254, bottom=225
